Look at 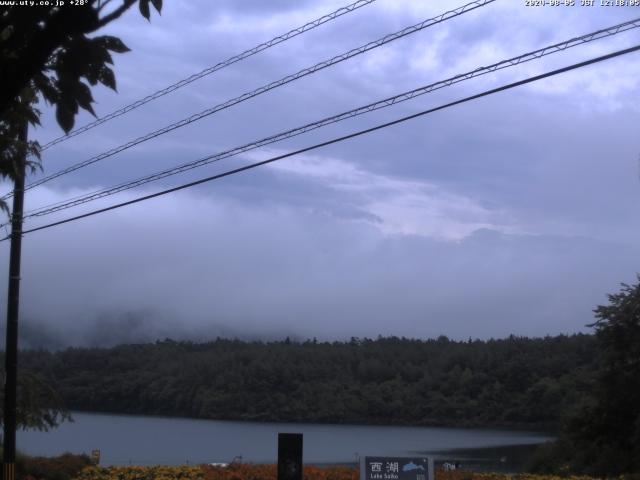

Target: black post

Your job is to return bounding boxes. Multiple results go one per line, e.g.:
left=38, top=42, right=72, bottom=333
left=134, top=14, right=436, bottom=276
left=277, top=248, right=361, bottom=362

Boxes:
left=277, top=433, right=303, bottom=480
left=3, top=121, right=27, bottom=480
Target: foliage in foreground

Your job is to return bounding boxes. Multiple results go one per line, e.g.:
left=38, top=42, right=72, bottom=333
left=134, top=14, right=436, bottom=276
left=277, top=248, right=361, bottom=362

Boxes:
left=70, top=465, right=636, bottom=480
left=8, top=454, right=639, bottom=480
left=529, top=278, right=640, bottom=476
left=435, top=470, right=612, bottom=480
left=74, top=464, right=359, bottom=480
left=0, top=370, right=71, bottom=432
left=437, top=470, right=599, bottom=480
left=1, top=0, right=162, bottom=214
left=0, top=451, right=92, bottom=480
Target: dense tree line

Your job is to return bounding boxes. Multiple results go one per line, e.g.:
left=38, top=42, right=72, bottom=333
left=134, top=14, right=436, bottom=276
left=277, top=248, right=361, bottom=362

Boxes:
left=530, top=279, right=640, bottom=476
left=16, top=334, right=597, bottom=430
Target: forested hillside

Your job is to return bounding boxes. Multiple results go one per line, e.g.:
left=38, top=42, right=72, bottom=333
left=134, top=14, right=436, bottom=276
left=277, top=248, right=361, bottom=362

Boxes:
left=19, top=335, right=596, bottom=429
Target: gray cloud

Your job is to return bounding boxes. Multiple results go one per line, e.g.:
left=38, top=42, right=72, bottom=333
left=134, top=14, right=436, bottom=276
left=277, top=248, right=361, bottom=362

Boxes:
left=2, top=185, right=637, bottom=348
left=1, top=0, right=639, bottom=347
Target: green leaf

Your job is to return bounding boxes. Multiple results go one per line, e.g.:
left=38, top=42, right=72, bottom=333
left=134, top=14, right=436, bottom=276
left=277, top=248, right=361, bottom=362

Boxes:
left=86, top=38, right=114, bottom=65
left=74, top=81, right=95, bottom=116
left=98, top=66, right=117, bottom=91
left=150, top=0, right=162, bottom=13
left=33, top=73, right=59, bottom=104
left=0, top=25, right=14, bottom=41
left=84, top=68, right=99, bottom=86
left=56, top=104, right=75, bottom=133
left=139, top=0, right=150, bottom=20
left=25, top=108, right=41, bottom=126
left=98, top=35, right=130, bottom=54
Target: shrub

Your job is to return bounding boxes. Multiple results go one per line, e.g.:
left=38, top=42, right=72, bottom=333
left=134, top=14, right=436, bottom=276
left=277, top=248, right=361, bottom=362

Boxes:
left=17, top=453, right=92, bottom=480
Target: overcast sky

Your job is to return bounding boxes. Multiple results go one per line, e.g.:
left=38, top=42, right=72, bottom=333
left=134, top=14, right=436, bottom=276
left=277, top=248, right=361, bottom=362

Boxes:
left=2, top=0, right=640, bottom=348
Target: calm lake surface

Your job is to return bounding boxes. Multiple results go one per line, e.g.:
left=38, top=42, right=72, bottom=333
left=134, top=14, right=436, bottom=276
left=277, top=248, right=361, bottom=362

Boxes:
left=18, top=412, right=551, bottom=468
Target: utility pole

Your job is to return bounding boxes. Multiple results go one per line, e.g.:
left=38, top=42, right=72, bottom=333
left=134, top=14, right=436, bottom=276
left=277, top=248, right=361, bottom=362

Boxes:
left=3, top=121, right=27, bottom=480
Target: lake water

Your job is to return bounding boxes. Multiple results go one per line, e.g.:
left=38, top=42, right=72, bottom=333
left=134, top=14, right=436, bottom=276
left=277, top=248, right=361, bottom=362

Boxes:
left=18, top=412, right=551, bottom=469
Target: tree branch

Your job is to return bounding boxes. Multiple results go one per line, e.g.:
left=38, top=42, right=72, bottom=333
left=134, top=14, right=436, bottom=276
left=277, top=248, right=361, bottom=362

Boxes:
left=97, top=0, right=136, bottom=28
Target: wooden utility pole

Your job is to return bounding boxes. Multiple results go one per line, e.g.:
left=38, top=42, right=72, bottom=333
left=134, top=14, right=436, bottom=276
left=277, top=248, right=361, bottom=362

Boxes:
left=3, top=121, right=27, bottom=480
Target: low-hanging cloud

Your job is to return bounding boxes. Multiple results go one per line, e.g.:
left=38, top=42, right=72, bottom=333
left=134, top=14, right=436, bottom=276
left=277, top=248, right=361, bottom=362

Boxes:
left=1, top=175, right=637, bottom=349
left=1, top=0, right=639, bottom=349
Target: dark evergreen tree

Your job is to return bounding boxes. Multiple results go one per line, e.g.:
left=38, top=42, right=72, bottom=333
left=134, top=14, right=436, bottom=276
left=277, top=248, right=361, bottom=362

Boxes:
left=14, top=334, right=598, bottom=430
left=530, top=278, right=640, bottom=476
left=567, top=278, right=640, bottom=475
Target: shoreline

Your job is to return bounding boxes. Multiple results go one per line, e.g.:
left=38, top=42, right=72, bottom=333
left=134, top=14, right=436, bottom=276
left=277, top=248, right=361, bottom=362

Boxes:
left=64, top=409, right=555, bottom=435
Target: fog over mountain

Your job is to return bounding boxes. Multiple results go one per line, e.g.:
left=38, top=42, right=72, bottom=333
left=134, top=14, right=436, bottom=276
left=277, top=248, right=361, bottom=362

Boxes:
left=1, top=1, right=639, bottom=348
left=4, top=184, right=637, bottom=349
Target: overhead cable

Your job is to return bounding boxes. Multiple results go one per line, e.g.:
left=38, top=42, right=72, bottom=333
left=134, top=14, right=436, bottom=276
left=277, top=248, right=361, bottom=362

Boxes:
left=10, top=0, right=495, bottom=198
left=39, top=0, right=379, bottom=151
left=8, top=43, right=639, bottom=240
left=21, top=16, right=640, bottom=219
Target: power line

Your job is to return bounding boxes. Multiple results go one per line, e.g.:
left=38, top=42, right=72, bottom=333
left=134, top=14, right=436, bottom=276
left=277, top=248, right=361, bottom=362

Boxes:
left=9, top=43, right=639, bottom=240
left=20, top=16, right=640, bottom=220
left=9, top=0, right=495, bottom=199
left=39, top=0, right=378, bottom=152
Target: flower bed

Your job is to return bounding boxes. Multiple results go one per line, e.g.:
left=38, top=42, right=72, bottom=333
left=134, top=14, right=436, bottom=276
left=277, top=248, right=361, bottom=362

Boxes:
left=71, top=465, right=611, bottom=480
left=437, top=471, right=596, bottom=480
left=73, top=464, right=358, bottom=480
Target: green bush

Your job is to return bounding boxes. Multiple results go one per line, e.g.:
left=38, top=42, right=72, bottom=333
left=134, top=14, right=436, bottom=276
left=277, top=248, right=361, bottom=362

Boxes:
left=15, top=452, right=92, bottom=480
left=527, top=440, right=571, bottom=475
